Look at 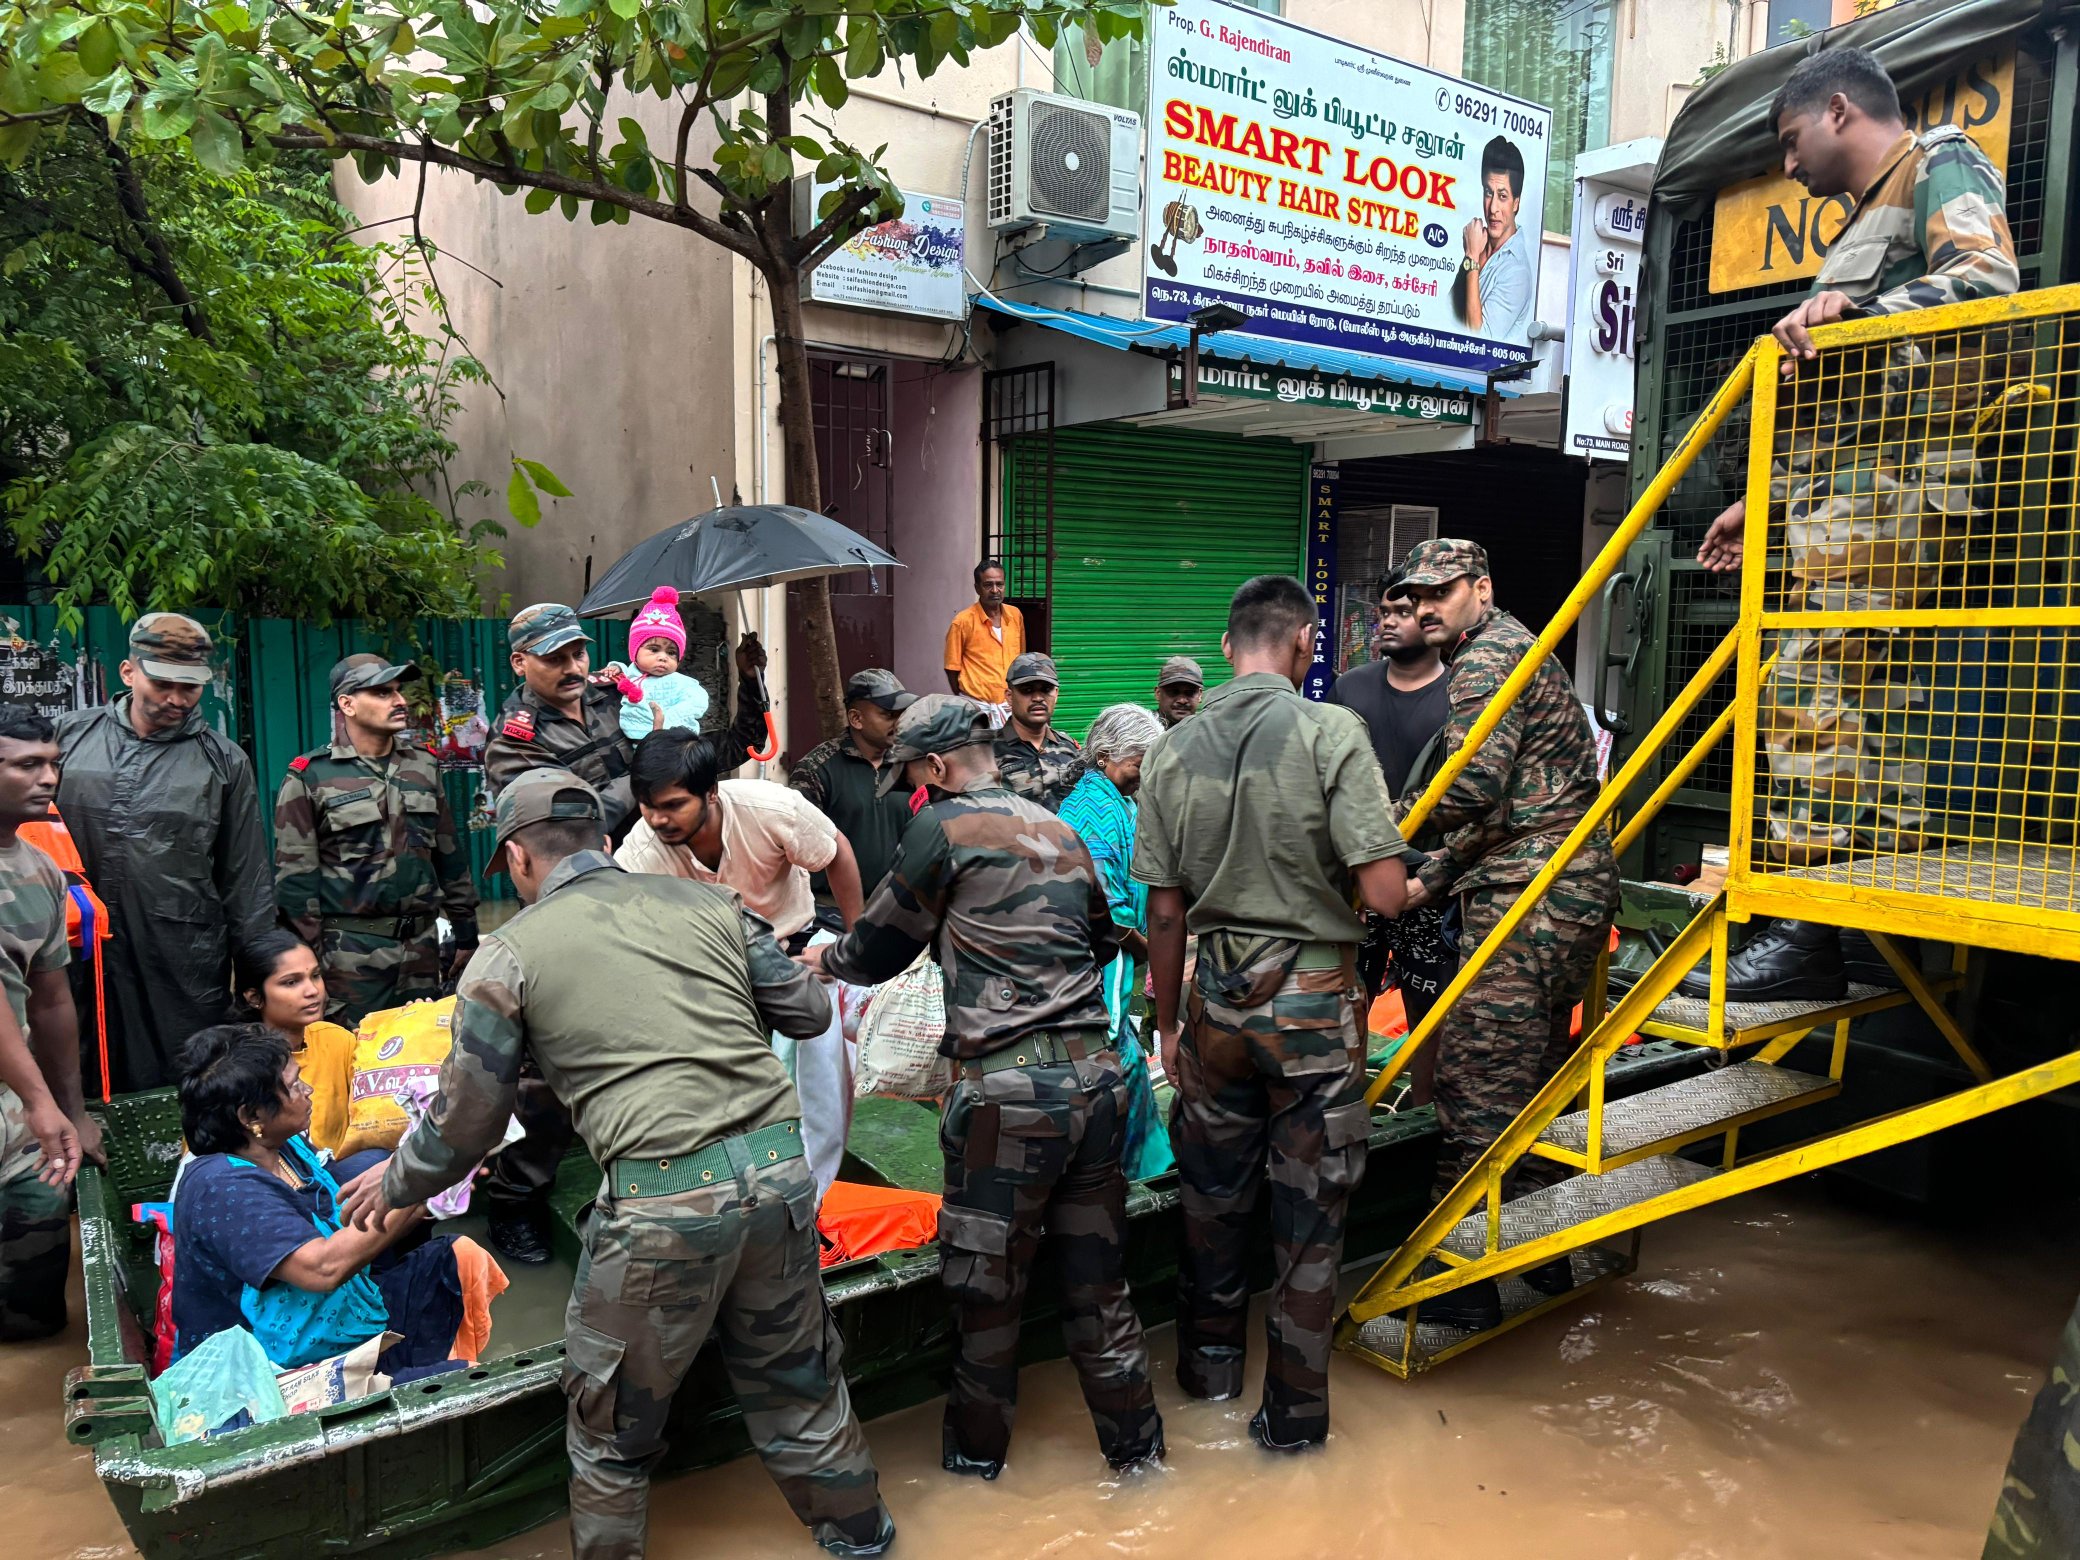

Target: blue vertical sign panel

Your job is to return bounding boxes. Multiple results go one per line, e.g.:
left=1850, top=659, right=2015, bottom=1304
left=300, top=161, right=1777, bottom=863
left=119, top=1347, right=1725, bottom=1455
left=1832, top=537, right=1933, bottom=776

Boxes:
left=1303, top=463, right=1339, bottom=701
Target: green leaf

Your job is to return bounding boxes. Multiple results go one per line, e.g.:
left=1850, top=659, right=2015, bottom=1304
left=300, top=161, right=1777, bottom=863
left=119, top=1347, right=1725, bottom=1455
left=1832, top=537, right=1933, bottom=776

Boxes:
left=82, top=69, right=134, bottom=118
left=607, top=0, right=640, bottom=19
left=507, top=467, right=542, bottom=528
left=524, top=185, right=557, bottom=214
left=811, top=55, right=846, bottom=107
left=617, top=115, right=648, bottom=151
left=759, top=142, right=791, bottom=184
left=140, top=91, right=198, bottom=141
left=843, top=20, right=882, bottom=78
left=517, top=459, right=571, bottom=498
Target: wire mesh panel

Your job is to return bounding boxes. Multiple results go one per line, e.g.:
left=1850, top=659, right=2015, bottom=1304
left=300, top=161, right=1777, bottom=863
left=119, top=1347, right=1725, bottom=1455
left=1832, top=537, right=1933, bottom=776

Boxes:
left=1736, top=286, right=2080, bottom=937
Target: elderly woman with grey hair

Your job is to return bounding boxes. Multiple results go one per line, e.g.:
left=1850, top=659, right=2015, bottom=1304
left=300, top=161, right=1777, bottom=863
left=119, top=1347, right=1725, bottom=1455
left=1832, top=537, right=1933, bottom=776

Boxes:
left=1057, top=703, right=1175, bottom=1180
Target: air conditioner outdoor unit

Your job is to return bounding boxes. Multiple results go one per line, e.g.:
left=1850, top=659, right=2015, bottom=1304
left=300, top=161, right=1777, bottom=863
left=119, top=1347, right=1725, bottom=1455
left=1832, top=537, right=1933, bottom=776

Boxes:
left=987, top=89, right=1141, bottom=242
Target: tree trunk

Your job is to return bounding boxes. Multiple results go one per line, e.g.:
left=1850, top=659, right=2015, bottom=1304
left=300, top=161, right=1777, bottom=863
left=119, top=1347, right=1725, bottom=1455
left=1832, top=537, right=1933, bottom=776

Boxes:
left=766, top=265, right=848, bottom=743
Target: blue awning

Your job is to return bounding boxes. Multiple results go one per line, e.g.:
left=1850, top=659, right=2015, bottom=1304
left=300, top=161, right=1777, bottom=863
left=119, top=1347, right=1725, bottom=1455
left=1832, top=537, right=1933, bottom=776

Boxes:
left=973, top=294, right=1504, bottom=398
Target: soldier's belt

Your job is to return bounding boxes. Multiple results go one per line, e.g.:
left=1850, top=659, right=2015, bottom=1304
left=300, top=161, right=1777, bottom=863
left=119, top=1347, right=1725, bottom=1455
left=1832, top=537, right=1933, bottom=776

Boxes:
left=608, top=1119, right=803, bottom=1199
left=962, top=1028, right=1110, bottom=1078
left=323, top=912, right=437, bottom=938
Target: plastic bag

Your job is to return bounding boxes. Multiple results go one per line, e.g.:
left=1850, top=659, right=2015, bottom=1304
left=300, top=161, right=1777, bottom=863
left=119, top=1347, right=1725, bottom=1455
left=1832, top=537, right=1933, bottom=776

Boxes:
left=342, top=997, right=457, bottom=1157
left=275, top=1332, right=396, bottom=1414
left=391, top=1074, right=523, bottom=1218
left=852, top=952, right=953, bottom=1101
left=151, top=1327, right=287, bottom=1444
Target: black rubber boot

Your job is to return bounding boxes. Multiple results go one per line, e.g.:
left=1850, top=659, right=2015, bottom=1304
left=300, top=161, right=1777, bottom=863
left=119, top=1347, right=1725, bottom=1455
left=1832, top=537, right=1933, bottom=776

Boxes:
left=941, top=1423, right=1005, bottom=1481
left=1108, top=1432, right=1167, bottom=1472
left=1248, top=1411, right=1324, bottom=1454
left=817, top=1506, right=897, bottom=1557
left=1521, top=1257, right=1576, bottom=1297
left=1840, top=928, right=1910, bottom=989
left=1676, top=919, right=1846, bottom=1003
left=483, top=1212, right=552, bottom=1265
left=1415, top=1278, right=1503, bottom=1332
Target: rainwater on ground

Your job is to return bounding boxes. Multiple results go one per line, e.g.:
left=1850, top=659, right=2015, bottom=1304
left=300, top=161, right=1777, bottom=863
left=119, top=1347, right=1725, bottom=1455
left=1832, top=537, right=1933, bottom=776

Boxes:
left=10, top=1181, right=2072, bottom=1560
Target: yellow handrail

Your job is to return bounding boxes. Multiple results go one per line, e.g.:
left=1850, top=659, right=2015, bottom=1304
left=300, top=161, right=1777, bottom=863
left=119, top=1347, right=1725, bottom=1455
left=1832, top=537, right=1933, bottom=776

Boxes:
left=1399, top=341, right=1760, bottom=840
left=1366, top=625, right=1744, bottom=1106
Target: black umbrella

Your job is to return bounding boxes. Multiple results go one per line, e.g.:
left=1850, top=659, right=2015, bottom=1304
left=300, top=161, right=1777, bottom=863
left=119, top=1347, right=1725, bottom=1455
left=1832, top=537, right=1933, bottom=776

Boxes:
left=578, top=503, right=902, bottom=616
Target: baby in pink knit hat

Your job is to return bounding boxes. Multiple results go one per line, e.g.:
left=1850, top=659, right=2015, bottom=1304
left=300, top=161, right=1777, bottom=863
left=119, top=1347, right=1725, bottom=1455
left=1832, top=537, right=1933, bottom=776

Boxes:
left=603, top=587, right=711, bottom=739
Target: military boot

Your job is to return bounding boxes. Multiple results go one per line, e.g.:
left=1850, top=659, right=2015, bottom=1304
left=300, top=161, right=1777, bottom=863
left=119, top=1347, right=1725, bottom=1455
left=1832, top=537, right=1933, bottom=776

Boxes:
left=1676, top=919, right=1845, bottom=1004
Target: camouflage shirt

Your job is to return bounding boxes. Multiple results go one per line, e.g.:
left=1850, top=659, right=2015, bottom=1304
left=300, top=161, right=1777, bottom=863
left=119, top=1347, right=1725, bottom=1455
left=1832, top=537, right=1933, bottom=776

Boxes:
left=820, top=778, right=1116, bottom=1058
left=0, top=837, right=68, bottom=1035
left=273, top=741, right=478, bottom=945
left=381, top=850, right=830, bottom=1207
left=1411, top=606, right=1613, bottom=901
left=788, top=731, right=914, bottom=896
left=1814, top=125, right=2017, bottom=317
left=483, top=684, right=638, bottom=833
left=993, top=726, right=1084, bottom=812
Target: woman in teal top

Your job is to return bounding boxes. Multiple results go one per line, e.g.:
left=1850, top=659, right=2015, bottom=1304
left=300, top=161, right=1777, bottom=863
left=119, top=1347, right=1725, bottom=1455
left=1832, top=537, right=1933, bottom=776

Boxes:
left=1057, top=703, right=1174, bottom=1181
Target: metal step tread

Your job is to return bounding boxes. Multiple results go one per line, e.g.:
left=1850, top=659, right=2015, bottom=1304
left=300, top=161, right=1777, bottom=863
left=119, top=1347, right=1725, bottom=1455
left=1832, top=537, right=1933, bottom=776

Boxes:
left=1440, top=1154, right=1717, bottom=1259
left=1350, top=1246, right=1631, bottom=1365
left=1539, top=1062, right=1836, bottom=1157
left=1644, top=981, right=1897, bottom=1034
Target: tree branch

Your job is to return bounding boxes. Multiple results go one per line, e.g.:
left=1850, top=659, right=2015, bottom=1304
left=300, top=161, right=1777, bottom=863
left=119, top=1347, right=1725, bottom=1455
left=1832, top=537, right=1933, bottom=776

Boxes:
left=95, top=131, right=214, bottom=343
left=269, top=125, right=762, bottom=261
left=794, top=182, right=885, bottom=269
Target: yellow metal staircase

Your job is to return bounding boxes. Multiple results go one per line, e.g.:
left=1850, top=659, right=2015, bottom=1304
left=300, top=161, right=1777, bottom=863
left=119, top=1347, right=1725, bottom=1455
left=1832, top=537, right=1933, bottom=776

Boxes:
left=1336, top=283, right=2080, bottom=1378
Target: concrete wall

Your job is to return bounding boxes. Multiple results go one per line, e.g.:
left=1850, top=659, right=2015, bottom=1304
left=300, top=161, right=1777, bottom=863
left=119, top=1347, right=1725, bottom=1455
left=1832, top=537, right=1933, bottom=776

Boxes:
left=1609, top=0, right=1743, bottom=145
left=887, top=362, right=984, bottom=697
left=333, top=96, right=740, bottom=613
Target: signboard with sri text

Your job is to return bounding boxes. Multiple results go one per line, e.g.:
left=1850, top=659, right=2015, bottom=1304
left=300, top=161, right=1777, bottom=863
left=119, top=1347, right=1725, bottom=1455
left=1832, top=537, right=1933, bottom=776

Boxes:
left=1142, top=0, right=1553, bottom=377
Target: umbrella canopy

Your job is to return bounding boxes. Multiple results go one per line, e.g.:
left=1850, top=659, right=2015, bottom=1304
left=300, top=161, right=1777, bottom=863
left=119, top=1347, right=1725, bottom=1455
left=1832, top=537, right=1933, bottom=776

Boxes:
left=578, top=503, right=902, bottom=616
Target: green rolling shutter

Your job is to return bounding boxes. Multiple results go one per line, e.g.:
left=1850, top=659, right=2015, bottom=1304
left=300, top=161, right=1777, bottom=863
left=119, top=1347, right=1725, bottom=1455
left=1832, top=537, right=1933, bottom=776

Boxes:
left=1006, top=423, right=1307, bottom=740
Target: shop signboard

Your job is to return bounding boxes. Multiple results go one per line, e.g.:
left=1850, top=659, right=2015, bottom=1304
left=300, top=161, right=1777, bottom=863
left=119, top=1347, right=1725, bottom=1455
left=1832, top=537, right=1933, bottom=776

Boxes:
left=1142, top=0, right=1552, bottom=378
left=1304, top=463, right=1339, bottom=701
left=0, top=618, right=91, bottom=721
left=1193, top=358, right=1476, bottom=423
left=1707, top=55, right=2011, bottom=294
left=804, top=187, right=966, bottom=321
left=1564, top=150, right=1651, bottom=461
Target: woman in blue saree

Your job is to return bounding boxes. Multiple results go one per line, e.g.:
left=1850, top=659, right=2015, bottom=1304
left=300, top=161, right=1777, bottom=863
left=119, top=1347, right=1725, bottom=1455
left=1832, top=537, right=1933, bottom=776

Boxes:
left=1057, top=703, right=1174, bottom=1181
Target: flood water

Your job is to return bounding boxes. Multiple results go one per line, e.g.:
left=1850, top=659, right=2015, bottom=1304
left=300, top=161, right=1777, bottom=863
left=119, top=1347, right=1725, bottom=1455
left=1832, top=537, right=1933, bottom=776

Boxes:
left=11, top=1181, right=2073, bottom=1560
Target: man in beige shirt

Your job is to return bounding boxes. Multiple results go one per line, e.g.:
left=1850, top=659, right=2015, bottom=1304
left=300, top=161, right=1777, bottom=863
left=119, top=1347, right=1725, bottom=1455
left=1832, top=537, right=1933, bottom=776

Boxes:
left=618, top=729, right=866, bottom=945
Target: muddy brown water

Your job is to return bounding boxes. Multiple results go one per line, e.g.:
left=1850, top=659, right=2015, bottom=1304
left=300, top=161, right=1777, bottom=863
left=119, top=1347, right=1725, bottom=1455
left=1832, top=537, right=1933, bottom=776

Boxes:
left=11, top=1183, right=2072, bottom=1560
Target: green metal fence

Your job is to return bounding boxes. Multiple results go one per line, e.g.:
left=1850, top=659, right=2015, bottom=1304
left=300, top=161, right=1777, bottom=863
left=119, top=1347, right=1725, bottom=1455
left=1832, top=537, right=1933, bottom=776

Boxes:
left=7, top=608, right=622, bottom=902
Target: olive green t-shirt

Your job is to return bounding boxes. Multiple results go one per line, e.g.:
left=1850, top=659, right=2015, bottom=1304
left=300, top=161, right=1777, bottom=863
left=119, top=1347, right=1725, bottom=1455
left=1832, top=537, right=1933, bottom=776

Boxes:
left=1130, top=671, right=1404, bottom=944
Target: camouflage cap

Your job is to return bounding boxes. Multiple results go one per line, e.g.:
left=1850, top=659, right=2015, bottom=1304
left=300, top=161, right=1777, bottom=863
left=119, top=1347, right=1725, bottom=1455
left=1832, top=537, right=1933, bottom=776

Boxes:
left=487, top=767, right=603, bottom=874
left=128, top=613, right=214, bottom=685
left=330, top=652, right=422, bottom=698
left=1006, top=651, right=1059, bottom=689
left=508, top=602, right=587, bottom=658
left=844, top=668, right=917, bottom=713
left=1398, top=537, right=1492, bottom=588
left=1156, top=655, right=1204, bottom=690
left=875, top=694, right=993, bottom=797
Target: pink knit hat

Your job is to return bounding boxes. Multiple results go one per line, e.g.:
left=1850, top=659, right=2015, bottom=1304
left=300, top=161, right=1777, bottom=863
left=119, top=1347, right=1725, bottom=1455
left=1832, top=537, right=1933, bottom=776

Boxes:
left=629, top=586, right=686, bottom=658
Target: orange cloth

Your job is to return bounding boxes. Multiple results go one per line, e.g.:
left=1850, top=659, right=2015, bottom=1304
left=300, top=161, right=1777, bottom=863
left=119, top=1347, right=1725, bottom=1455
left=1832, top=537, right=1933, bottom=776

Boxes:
left=292, top=1021, right=358, bottom=1159
left=1367, top=988, right=1408, bottom=1041
left=942, top=601, right=1025, bottom=705
left=446, top=1236, right=509, bottom=1365
left=817, top=1181, right=943, bottom=1268
left=21, top=816, right=108, bottom=951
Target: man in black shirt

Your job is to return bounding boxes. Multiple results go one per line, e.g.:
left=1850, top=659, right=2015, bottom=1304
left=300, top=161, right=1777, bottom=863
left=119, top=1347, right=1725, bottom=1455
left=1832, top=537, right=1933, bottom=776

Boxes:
left=787, top=669, right=919, bottom=918
left=1329, top=573, right=1455, bottom=1093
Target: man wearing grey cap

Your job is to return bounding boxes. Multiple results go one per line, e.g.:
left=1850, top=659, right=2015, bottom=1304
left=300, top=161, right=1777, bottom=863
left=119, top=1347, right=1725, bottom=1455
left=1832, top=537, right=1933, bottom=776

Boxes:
left=273, top=654, right=479, bottom=1025
left=55, top=613, right=275, bottom=1090
left=339, top=768, right=895, bottom=1559
left=485, top=602, right=772, bottom=839
left=992, top=652, right=1082, bottom=812
left=1153, top=655, right=1205, bottom=728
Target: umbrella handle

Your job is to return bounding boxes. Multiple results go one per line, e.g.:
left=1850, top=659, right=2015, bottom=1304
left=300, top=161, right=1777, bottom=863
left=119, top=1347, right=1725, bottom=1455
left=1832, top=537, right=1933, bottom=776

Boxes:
left=748, top=710, right=780, bottom=763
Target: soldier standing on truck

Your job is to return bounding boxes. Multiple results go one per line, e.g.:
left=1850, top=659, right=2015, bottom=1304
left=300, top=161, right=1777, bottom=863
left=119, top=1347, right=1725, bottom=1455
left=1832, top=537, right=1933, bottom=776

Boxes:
left=1133, top=575, right=1408, bottom=1452
left=1689, top=45, right=2020, bottom=1002
left=1396, top=538, right=1618, bottom=1332
left=339, top=769, right=895, bottom=1560
left=274, top=655, right=478, bottom=1026
left=804, top=694, right=1165, bottom=1481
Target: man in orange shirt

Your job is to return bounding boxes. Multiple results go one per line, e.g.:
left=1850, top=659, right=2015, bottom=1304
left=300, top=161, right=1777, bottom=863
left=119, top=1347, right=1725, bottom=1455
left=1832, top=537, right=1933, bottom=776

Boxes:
left=942, top=560, right=1025, bottom=719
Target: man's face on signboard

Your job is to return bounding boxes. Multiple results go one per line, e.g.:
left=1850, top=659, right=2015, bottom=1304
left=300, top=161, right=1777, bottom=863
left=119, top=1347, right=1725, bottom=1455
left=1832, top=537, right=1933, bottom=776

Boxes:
left=1483, top=171, right=1520, bottom=245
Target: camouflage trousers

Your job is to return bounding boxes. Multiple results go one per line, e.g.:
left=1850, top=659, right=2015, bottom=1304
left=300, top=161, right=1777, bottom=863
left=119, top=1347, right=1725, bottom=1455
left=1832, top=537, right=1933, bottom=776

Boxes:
left=1431, top=864, right=1616, bottom=1202
left=318, top=919, right=442, bottom=1027
left=562, top=1146, right=890, bottom=1560
left=1985, top=1285, right=2080, bottom=1559
left=1173, top=958, right=1370, bottom=1447
left=0, top=1086, right=68, bottom=1341
left=937, top=1045, right=1162, bottom=1470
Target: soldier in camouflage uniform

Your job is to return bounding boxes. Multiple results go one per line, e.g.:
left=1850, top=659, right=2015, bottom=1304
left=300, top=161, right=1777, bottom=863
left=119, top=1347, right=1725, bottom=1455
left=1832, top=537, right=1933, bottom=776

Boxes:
left=274, top=655, right=478, bottom=1026
left=810, top=695, right=1164, bottom=1479
left=1985, top=1287, right=2080, bottom=1560
left=486, top=603, right=773, bottom=839
left=1397, top=540, right=1617, bottom=1319
left=1134, top=575, right=1410, bottom=1452
left=992, top=653, right=1083, bottom=811
left=0, top=708, right=90, bottom=1341
left=339, top=769, right=892, bottom=1560
left=1691, top=47, right=2020, bottom=1000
